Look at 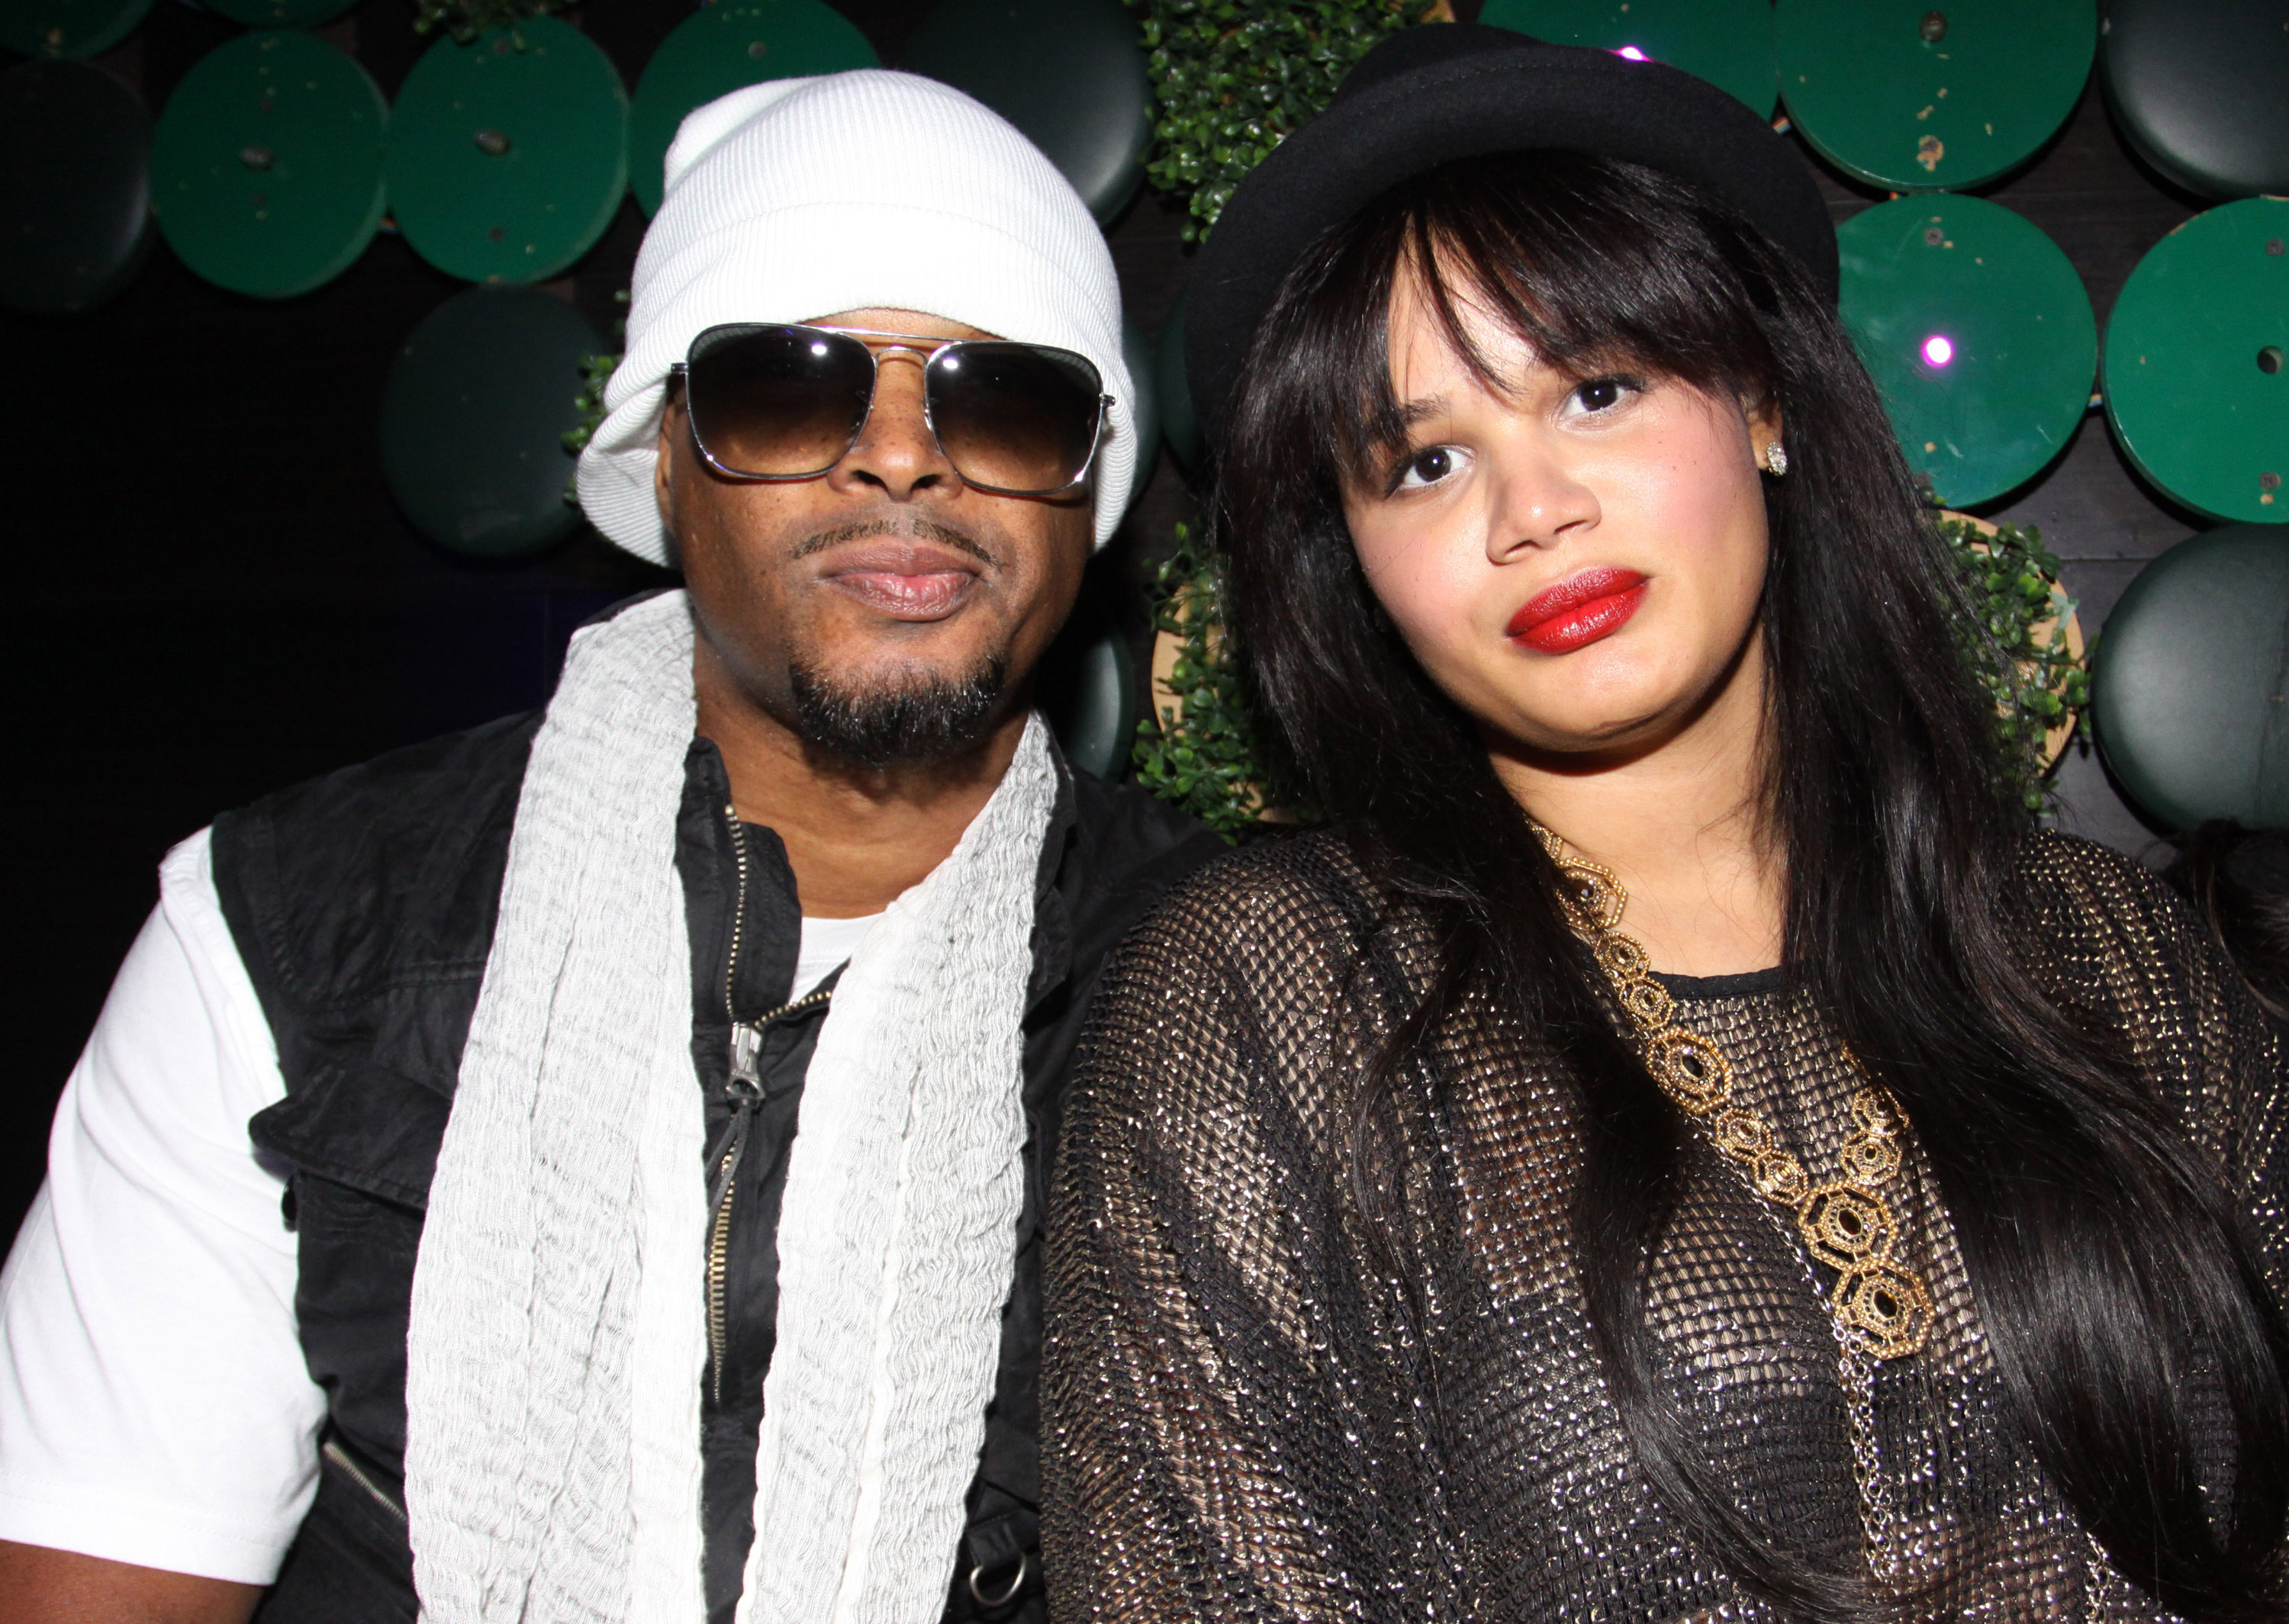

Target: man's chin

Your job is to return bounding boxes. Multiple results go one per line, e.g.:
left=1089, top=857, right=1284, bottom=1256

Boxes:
left=786, top=651, right=1010, bottom=772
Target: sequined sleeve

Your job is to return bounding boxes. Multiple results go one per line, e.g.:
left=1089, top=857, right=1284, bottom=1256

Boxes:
left=2022, top=833, right=2289, bottom=1298
left=1042, top=842, right=1454, bottom=1623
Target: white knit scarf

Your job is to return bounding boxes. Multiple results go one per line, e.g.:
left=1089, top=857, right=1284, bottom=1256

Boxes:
left=403, top=590, right=1052, bottom=1622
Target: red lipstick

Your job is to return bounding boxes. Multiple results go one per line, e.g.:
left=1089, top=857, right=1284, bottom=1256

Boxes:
left=1508, top=567, right=1648, bottom=654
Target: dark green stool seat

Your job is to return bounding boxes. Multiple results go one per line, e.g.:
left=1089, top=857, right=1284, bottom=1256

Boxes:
left=2103, top=198, right=2289, bottom=526
left=1837, top=193, right=2096, bottom=506
left=1777, top=0, right=2094, bottom=191
left=1038, top=589, right=1139, bottom=782
left=380, top=287, right=604, bottom=558
left=898, top=0, right=1149, bottom=224
left=2092, top=525, right=2289, bottom=832
left=0, top=0, right=151, bottom=62
left=1120, top=312, right=1158, bottom=497
left=1156, top=287, right=1200, bottom=471
left=2102, top=0, right=2289, bottom=201
left=387, top=19, right=627, bottom=285
left=628, top=0, right=877, bottom=215
left=150, top=31, right=386, bottom=299
left=1479, top=0, right=1777, bottom=117
left=0, top=59, right=149, bottom=316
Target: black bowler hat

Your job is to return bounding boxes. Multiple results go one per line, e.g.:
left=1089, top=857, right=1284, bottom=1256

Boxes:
left=1184, top=23, right=1838, bottom=449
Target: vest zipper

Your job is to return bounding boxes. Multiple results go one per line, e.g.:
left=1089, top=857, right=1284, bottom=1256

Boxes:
left=707, top=806, right=832, bottom=1408
left=321, top=1437, right=407, bottom=1526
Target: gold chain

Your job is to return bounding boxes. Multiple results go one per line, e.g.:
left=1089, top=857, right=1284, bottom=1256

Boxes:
left=1535, top=828, right=1933, bottom=1362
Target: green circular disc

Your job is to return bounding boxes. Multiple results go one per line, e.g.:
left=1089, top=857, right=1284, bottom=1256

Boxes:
left=380, top=285, right=603, bottom=558
left=150, top=32, right=386, bottom=299
left=900, top=0, right=1150, bottom=223
left=1777, top=0, right=2094, bottom=191
left=204, top=0, right=353, bottom=29
left=2104, top=198, right=2289, bottom=525
left=388, top=19, right=627, bottom=285
left=0, top=0, right=153, bottom=62
left=1838, top=195, right=2096, bottom=506
left=2092, top=524, right=2289, bottom=831
left=1479, top=0, right=1777, bottom=117
left=0, top=59, right=151, bottom=316
left=629, top=0, right=877, bottom=216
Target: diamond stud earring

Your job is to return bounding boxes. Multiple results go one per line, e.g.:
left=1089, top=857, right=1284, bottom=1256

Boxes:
left=1763, top=441, right=1788, bottom=477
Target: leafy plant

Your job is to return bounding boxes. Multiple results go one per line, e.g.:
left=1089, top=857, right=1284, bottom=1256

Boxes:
left=413, top=0, right=567, bottom=47
left=1939, top=515, right=2089, bottom=813
left=1132, top=530, right=1304, bottom=838
left=1132, top=0, right=1437, bottom=240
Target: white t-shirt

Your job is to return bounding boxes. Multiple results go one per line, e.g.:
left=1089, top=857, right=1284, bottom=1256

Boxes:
left=0, top=831, right=881, bottom=1584
left=0, top=828, right=317, bottom=1582
left=792, top=912, right=882, bottom=1000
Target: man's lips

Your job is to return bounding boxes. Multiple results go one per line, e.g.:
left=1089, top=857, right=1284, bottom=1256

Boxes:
left=1507, top=567, right=1649, bottom=654
left=819, top=541, right=983, bottom=622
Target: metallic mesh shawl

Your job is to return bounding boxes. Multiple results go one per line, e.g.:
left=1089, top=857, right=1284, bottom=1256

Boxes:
left=1044, top=829, right=2287, bottom=1622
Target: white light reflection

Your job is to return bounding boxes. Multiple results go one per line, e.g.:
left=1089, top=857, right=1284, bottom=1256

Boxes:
left=1921, top=334, right=1955, bottom=367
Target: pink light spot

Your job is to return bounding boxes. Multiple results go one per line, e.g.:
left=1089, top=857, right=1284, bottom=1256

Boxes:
left=1616, top=44, right=1648, bottom=60
left=1921, top=334, right=1955, bottom=367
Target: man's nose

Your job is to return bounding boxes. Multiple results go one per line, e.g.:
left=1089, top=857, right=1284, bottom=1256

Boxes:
left=828, top=351, right=961, bottom=502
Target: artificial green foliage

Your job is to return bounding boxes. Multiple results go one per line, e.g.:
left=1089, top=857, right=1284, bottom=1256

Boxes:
left=1132, top=531, right=1302, bottom=838
left=1133, top=0, right=1437, bottom=240
left=560, top=349, right=620, bottom=503
left=413, top=0, right=566, bottom=45
left=1939, top=516, right=2090, bottom=813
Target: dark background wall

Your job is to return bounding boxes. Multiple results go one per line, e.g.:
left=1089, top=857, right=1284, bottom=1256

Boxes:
left=2, top=0, right=2211, bottom=1240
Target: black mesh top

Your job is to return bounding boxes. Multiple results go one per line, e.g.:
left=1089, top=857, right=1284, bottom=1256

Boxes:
left=1043, top=828, right=2287, bottom=1621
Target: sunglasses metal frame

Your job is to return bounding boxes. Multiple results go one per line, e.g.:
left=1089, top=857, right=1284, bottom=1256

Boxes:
left=668, top=323, right=1112, bottom=497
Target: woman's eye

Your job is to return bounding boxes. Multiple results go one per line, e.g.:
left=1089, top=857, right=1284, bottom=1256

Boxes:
left=1566, top=376, right=1639, bottom=416
left=1393, top=445, right=1463, bottom=490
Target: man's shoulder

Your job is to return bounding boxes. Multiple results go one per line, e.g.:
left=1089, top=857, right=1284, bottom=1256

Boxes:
left=211, top=712, right=544, bottom=1015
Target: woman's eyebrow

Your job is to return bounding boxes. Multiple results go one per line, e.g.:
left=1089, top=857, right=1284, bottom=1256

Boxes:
left=1393, top=395, right=1447, bottom=428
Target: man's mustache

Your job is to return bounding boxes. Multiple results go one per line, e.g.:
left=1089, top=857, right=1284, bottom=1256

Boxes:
left=791, top=516, right=996, bottom=568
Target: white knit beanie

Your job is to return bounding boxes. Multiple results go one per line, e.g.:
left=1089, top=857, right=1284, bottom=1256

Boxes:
left=577, top=70, right=1136, bottom=563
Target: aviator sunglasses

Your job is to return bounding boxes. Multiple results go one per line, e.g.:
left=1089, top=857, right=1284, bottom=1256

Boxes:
left=669, top=323, right=1112, bottom=496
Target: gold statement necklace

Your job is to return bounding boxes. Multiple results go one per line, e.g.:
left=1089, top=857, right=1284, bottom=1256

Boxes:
left=1534, top=826, right=1933, bottom=1361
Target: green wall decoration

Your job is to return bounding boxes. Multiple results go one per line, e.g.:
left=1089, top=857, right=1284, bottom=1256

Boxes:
left=1777, top=0, right=2094, bottom=192
left=1477, top=0, right=1776, bottom=117
left=387, top=18, right=629, bottom=285
left=1131, top=0, right=1437, bottom=242
left=0, top=0, right=153, bottom=63
left=628, top=0, right=878, bottom=216
left=150, top=31, right=387, bottom=300
left=1838, top=194, right=2096, bottom=508
left=2103, top=198, right=2289, bottom=526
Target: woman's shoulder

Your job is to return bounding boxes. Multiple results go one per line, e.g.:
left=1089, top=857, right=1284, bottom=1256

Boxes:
left=2014, top=828, right=2196, bottom=948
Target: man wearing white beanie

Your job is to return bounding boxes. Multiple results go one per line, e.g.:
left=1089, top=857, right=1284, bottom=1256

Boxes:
left=0, top=70, right=1218, bottom=1624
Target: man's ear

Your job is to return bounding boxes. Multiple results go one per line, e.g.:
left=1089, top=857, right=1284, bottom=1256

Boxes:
left=654, top=394, right=681, bottom=535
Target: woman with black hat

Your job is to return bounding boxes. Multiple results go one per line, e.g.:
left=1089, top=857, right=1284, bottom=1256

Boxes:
left=1043, top=24, right=2289, bottom=1623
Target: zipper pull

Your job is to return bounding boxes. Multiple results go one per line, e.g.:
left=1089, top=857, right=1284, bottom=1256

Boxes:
left=729, top=1021, right=762, bottom=1093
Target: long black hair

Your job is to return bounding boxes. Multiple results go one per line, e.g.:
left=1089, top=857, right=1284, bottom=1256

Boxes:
left=1212, top=151, right=2289, bottom=1620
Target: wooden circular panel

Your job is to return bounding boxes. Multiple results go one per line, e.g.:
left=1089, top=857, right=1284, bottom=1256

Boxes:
left=2104, top=198, right=2289, bottom=525
left=1778, top=0, right=2093, bottom=191
left=628, top=0, right=876, bottom=216
left=387, top=19, right=627, bottom=285
left=150, top=31, right=386, bottom=299
left=1839, top=195, right=2096, bottom=506
left=1479, top=0, right=1778, bottom=117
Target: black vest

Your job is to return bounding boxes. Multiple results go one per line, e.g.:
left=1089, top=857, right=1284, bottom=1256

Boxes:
left=211, top=709, right=1222, bottom=1622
